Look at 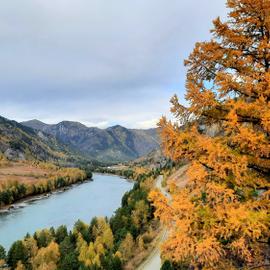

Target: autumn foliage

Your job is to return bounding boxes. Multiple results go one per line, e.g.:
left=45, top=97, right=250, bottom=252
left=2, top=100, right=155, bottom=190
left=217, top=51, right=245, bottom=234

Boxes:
left=150, top=0, right=270, bottom=269
left=0, top=161, right=87, bottom=207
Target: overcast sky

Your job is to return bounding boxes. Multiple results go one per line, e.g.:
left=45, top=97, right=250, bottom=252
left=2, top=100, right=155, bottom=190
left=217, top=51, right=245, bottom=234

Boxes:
left=0, top=0, right=227, bottom=128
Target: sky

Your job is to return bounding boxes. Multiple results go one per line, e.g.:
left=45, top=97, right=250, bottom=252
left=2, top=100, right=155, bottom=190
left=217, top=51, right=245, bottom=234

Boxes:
left=0, top=0, right=227, bottom=129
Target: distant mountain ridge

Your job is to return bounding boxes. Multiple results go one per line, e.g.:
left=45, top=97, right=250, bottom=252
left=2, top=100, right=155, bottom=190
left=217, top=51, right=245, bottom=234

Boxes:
left=0, top=116, right=71, bottom=162
left=21, top=120, right=160, bottom=163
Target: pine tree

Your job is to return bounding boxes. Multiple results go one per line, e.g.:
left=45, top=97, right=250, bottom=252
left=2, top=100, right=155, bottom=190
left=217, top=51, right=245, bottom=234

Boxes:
left=0, top=245, right=6, bottom=261
left=7, top=241, right=28, bottom=269
left=58, top=236, right=79, bottom=270
left=161, top=260, right=174, bottom=270
left=55, top=225, right=68, bottom=244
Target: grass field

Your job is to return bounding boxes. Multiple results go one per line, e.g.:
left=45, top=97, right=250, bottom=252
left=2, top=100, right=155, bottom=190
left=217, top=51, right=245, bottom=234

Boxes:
left=0, top=160, right=87, bottom=207
left=0, top=163, right=52, bottom=184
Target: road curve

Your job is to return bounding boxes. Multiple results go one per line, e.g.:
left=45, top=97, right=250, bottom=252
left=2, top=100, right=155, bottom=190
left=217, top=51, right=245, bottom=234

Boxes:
left=137, top=175, right=169, bottom=270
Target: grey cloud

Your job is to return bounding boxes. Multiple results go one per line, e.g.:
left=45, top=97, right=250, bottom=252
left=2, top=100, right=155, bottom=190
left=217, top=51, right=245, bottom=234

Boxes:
left=0, top=0, right=227, bottom=127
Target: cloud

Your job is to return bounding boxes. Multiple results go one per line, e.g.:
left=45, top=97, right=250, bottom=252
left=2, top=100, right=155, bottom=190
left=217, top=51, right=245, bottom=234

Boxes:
left=135, top=119, right=159, bottom=129
left=0, top=0, right=227, bottom=128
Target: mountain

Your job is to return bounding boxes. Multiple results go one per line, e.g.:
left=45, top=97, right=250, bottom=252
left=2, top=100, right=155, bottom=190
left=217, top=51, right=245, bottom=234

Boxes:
left=21, top=120, right=160, bottom=163
left=0, top=116, right=71, bottom=162
left=21, top=119, right=49, bottom=131
left=0, top=116, right=100, bottom=168
left=129, top=148, right=166, bottom=169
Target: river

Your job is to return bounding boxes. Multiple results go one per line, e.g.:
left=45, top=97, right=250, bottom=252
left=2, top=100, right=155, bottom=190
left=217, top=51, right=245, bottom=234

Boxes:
left=0, top=173, right=133, bottom=250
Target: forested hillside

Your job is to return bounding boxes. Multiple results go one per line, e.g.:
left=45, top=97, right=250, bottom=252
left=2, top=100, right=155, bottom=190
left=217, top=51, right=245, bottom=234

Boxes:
left=0, top=116, right=68, bottom=162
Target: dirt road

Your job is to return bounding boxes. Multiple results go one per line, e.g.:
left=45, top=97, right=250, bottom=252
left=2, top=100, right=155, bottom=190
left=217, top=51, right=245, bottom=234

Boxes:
left=137, top=175, right=169, bottom=270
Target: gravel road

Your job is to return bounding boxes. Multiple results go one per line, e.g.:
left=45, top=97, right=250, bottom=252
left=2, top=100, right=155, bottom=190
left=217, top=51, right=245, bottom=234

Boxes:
left=137, top=175, right=170, bottom=270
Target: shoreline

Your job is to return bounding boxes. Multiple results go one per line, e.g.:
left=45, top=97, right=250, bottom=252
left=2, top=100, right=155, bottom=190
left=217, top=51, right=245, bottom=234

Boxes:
left=0, top=173, right=132, bottom=214
left=93, top=171, right=135, bottom=183
left=0, top=178, right=93, bottom=214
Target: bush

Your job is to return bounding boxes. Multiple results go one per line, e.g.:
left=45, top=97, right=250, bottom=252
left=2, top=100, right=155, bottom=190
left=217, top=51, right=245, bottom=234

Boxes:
left=161, top=261, right=174, bottom=270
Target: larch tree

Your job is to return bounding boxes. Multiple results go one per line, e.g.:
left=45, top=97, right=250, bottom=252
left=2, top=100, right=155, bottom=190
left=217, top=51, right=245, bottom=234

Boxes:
left=23, top=237, right=38, bottom=262
left=150, top=0, right=270, bottom=269
left=15, top=261, right=25, bottom=270
left=131, top=199, right=150, bottom=229
left=92, top=218, right=114, bottom=250
left=32, top=241, right=60, bottom=270
left=118, top=233, right=135, bottom=262
left=76, top=219, right=114, bottom=269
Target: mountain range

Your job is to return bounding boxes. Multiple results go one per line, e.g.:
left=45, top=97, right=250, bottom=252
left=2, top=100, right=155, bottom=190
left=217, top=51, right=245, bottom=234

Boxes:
left=0, top=116, right=71, bottom=162
left=21, top=120, right=160, bottom=163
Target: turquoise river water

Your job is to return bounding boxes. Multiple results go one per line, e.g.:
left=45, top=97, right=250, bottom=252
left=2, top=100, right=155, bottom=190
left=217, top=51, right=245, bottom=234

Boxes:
left=0, top=173, right=133, bottom=250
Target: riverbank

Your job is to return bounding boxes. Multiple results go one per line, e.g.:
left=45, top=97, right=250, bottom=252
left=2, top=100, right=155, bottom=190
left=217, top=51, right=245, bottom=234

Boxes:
left=95, top=165, right=160, bottom=182
left=0, top=178, right=92, bottom=214
left=136, top=175, right=171, bottom=270
left=0, top=173, right=133, bottom=250
left=0, top=168, right=162, bottom=269
left=99, top=169, right=166, bottom=270
left=0, top=162, right=89, bottom=209
left=94, top=171, right=135, bottom=183
left=97, top=171, right=164, bottom=268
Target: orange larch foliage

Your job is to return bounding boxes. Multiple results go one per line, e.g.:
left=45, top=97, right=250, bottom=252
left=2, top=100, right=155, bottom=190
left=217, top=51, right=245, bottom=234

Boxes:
left=150, top=0, right=270, bottom=269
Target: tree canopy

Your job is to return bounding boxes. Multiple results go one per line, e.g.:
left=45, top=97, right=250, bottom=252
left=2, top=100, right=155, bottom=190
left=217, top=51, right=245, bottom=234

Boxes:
left=150, top=0, right=270, bottom=269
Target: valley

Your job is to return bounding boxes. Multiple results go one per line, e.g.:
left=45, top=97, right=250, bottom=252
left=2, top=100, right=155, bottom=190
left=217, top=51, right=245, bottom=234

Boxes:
left=21, top=120, right=160, bottom=163
left=0, top=114, right=165, bottom=270
left=1, top=1, right=269, bottom=268
left=0, top=115, right=160, bottom=209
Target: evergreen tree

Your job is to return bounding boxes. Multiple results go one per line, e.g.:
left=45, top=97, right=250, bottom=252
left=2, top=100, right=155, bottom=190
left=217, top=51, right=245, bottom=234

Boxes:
left=161, top=261, right=174, bottom=270
left=55, top=225, right=68, bottom=244
left=0, top=245, right=6, bottom=260
left=7, top=241, right=27, bottom=269
left=58, top=236, right=79, bottom=270
left=34, top=229, right=53, bottom=248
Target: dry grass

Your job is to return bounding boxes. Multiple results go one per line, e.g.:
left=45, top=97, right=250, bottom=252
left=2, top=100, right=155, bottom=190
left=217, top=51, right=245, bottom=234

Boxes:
left=0, top=162, right=52, bottom=184
left=124, top=222, right=161, bottom=270
left=0, top=163, right=47, bottom=175
left=0, top=160, right=86, bottom=207
left=167, top=164, right=189, bottom=188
